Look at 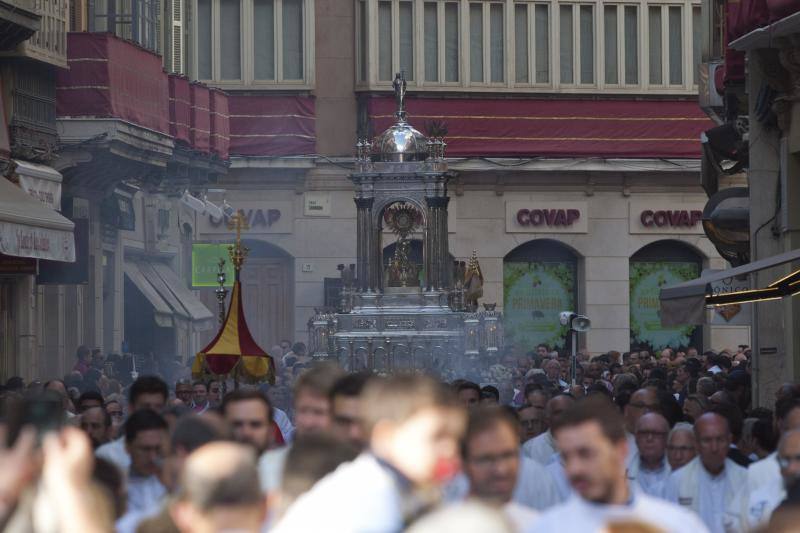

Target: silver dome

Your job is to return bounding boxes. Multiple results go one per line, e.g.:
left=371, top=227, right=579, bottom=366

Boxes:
left=373, top=114, right=428, bottom=162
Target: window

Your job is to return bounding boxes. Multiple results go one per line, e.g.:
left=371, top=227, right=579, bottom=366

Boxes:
left=514, top=3, right=549, bottom=84
left=603, top=4, right=638, bottom=86
left=194, top=0, right=311, bottom=85
left=648, top=4, right=683, bottom=86
left=89, top=0, right=160, bottom=52
left=423, top=1, right=460, bottom=82
left=356, top=0, right=700, bottom=93
left=559, top=4, right=594, bottom=85
left=377, top=1, right=414, bottom=81
left=467, top=1, right=505, bottom=84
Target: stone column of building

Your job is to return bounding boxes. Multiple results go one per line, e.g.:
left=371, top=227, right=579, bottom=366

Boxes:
left=355, top=197, right=375, bottom=291
left=425, top=196, right=450, bottom=291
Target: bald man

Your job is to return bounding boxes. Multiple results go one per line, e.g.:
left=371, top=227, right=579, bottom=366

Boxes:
left=171, top=442, right=266, bottom=533
left=663, top=412, right=747, bottom=533
left=627, top=412, right=671, bottom=496
left=522, top=394, right=575, bottom=464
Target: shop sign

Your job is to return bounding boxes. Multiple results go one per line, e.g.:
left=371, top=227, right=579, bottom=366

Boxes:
left=198, top=202, right=293, bottom=234
left=629, top=202, right=706, bottom=234
left=0, top=221, right=75, bottom=262
left=630, top=261, right=699, bottom=350
left=503, top=261, right=576, bottom=350
left=0, top=254, right=37, bottom=275
left=705, top=269, right=751, bottom=326
left=192, top=243, right=235, bottom=287
left=506, top=201, right=588, bottom=233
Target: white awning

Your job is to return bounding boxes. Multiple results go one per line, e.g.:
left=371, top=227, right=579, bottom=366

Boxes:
left=150, top=262, right=216, bottom=331
left=124, top=261, right=173, bottom=327
left=0, top=176, right=75, bottom=262
left=14, top=159, right=62, bottom=211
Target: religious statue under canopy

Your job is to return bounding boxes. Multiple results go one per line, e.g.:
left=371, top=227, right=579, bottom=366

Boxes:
left=464, top=250, right=484, bottom=312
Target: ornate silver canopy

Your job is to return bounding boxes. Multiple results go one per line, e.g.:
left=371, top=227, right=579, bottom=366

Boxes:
left=372, top=72, right=429, bottom=162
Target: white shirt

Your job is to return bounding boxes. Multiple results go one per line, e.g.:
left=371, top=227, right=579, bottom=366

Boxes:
left=747, top=452, right=780, bottom=492
left=543, top=453, right=572, bottom=503
left=626, top=454, right=671, bottom=497
left=522, top=431, right=557, bottom=465
left=274, top=408, right=295, bottom=443
left=532, top=493, right=710, bottom=533
left=126, top=473, right=167, bottom=514
left=258, top=445, right=291, bottom=493
left=504, top=502, right=539, bottom=533
left=663, top=461, right=743, bottom=533
left=272, top=453, right=408, bottom=533
left=443, top=455, right=560, bottom=511
left=96, top=437, right=130, bottom=474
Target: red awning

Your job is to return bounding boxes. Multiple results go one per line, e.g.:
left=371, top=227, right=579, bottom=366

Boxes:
left=210, top=88, right=230, bottom=159
left=190, top=83, right=211, bottom=153
left=366, top=97, right=714, bottom=159
left=228, top=95, right=315, bottom=156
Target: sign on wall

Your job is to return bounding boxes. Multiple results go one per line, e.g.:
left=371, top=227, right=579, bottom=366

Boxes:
left=197, top=202, right=293, bottom=234
left=192, top=244, right=234, bottom=287
left=304, top=192, right=331, bottom=217
left=628, top=202, right=706, bottom=234
left=503, top=261, right=576, bottom=350
left=630, top=261, right=699, bottom=350
left=506, top=201, right=588, bottom=233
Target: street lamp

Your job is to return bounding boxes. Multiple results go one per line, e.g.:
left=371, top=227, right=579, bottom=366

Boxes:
left=560, top=311, right=591, bottom=386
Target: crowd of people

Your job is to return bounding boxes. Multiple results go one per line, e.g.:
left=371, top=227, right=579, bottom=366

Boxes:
left=1, top=342, right=799, bottom=532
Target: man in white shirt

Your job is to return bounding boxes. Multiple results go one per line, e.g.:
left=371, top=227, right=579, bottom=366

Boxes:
left=258, top=365, right=343, bottom=492
left=115, top=409, right=169, bottom=533
left=523, top=394, right=575, bottom=464
left=461, top=406, right=540, bottom=531
left=96, top=376, right=168, bottom=474
left=726, top=429, right=800, bottom=531
left=663, top=411, right=747, bottom=533
left=272, top=374, right=467, bottom=533
left=627, top=412, right=671, bottom=496
left=533, top=396, right=707, bottom=533
left=743, top=398, right=800, bottom=498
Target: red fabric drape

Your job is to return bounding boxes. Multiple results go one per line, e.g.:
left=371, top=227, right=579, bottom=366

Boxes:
left=210, top=88, right=230, bottom=159
left=169, top=75, right=192, bottom=145
left=190, top=83, right=211, bottom=153
left=367, top=97, right=714, bottom=159
left=57, top=33, right=169, bottom=134
left=228, top=94, right=315, bottom=156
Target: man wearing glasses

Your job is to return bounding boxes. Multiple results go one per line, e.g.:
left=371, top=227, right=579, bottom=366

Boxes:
left=663, top=411, right=747, bottom=532
left=726, top=429, right=800, bottom=532
left=666, top=422, right=697, bottom=471
left=627, top=412, right=671, bottom=497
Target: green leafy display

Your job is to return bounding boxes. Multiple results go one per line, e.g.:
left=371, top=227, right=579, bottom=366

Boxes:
left=630, top=261, right=699, bottom=350
left=503, top=261, right=576, bottom=351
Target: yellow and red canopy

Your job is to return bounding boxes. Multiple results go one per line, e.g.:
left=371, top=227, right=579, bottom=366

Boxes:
left=193, top=279, right=274, bottom=383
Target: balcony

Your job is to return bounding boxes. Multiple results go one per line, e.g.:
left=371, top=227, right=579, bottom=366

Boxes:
left=0, top=0, right=68, bottom=67
left=0, top=0, right=41, bottom=50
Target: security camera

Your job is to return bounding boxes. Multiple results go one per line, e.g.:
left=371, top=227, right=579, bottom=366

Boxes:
left=180, top=190, right=206, bottom=214
left=559, top=311, right=574, bottom=326
left=205, top=200, right=224, bottom=220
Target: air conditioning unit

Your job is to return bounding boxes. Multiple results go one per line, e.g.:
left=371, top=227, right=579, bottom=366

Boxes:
left=699, top=61, right=725, bottom=117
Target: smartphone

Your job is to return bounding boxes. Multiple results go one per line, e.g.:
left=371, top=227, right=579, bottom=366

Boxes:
left=5, top=391, right=65, bottom=446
